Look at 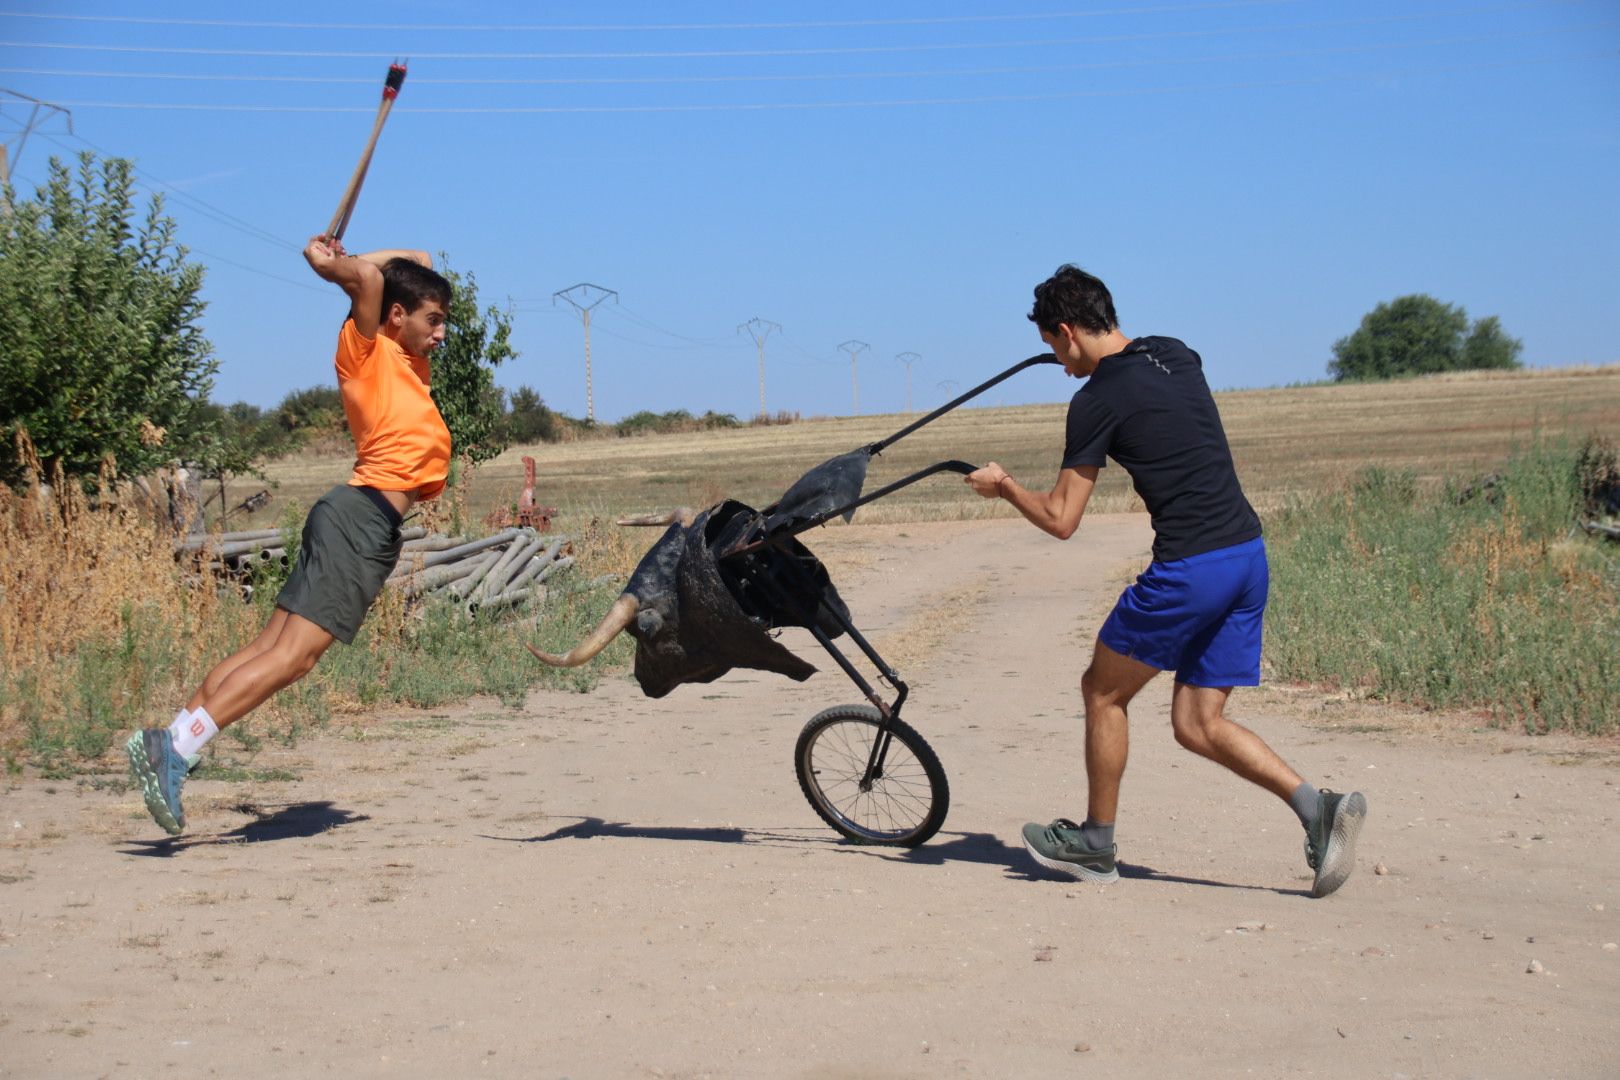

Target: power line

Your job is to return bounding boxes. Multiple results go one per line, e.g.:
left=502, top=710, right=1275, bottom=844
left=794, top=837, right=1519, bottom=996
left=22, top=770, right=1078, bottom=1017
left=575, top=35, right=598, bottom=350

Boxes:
left=587, top=322, right=734, bottom=352
left=5, top=119, right=320, bottom=292
left=0, top=6, right=1577, bottom=61
left=610, top=303, right=734, bottom=346
left=29, top=51, right=1617, bottom=114
left=34, top=128, right=297, bottom=252
left=182, top=246, right=327, bottom=293
left=5, top=24, right=1610, bottom=88
left=0, top=3, right=1298, bottom=33
left=777, top=334, right=841, bottom=368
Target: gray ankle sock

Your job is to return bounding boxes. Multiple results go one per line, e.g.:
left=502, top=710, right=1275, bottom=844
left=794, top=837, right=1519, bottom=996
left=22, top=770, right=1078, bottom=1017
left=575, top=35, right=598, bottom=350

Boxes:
left=1080, top=819, right=1114, bottom=850
left=1290, top=782, right=1321, bottom=830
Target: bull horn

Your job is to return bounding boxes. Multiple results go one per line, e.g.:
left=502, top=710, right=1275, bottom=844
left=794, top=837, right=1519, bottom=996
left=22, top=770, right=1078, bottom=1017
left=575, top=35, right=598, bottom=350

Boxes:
left=617, top=507, right=696, bottom=527
left=526, top=593, right=640, bottom=667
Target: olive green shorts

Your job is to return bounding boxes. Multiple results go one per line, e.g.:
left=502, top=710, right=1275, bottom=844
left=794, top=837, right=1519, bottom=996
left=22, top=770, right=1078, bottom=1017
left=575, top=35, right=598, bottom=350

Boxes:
left=275, top=484, right=403, bottom=644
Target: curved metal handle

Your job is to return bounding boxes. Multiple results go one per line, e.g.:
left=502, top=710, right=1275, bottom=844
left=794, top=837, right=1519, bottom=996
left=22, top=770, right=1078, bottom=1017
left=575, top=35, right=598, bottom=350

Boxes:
left=867, top=353, right=1059, bottom=456
left=813, top=459, right=979, bottom=526
left=727, top=460, right=985, bottom=557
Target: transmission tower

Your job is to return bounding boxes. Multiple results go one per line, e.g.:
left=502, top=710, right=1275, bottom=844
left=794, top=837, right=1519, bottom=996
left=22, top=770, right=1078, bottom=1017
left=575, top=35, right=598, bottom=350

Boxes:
left=738, top=317, right=781, bottom=419
left=937, top=379, right=960, bottom=403
left=838, top=339, right=869, bottom=416
left=0, top=89, right=72, bottom=192
left=552, top=283, right=617, bottom=423
left=895, top=351, right=921, bottom=413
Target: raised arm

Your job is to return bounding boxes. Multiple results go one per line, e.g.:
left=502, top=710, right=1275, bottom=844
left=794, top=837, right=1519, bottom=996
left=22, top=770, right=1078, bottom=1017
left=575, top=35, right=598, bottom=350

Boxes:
left=302, top=238, right=432, bottom=338
left=966, top=462, right=1098, bottom=540
left=348, top=248, right=433, bottom=270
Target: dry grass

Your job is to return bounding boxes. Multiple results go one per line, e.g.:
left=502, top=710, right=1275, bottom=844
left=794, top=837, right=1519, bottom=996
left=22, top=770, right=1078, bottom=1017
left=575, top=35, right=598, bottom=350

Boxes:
left=0, top=457, right=214, bottom=669
left=1264, top=439, right=1620, bottom=733
left=0, top=442, right=255, bottom=763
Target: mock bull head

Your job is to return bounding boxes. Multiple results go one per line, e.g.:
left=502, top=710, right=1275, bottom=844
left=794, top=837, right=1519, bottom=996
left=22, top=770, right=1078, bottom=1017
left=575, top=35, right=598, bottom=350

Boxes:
left=528, top=499, right=849, bottom=698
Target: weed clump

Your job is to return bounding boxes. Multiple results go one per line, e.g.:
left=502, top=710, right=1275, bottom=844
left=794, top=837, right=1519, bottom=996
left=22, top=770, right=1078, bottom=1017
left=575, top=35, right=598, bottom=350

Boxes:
left=1265, top=434, right=1619, bottom=734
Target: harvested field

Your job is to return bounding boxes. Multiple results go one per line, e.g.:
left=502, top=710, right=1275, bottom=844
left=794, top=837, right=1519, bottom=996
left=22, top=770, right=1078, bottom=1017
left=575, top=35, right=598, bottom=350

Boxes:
left=248, top=365, right=1620, bottom=528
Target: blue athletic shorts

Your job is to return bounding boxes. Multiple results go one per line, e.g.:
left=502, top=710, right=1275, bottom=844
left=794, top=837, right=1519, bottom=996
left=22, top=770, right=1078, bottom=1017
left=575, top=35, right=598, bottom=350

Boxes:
left=1097, top=536, right=1268, bottom=688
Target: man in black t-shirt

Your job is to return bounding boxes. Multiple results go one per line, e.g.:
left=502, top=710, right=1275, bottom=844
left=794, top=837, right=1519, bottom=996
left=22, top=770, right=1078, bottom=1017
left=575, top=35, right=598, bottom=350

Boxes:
left=966, top=264, right=1366, bottom=898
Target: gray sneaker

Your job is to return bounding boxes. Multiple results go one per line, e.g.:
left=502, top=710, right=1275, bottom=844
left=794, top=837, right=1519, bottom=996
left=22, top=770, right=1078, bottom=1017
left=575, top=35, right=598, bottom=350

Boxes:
left=1021, top=818, right=1119, bottom=883
left=1305, top=789, right=1367, bottom=898
left=125, top=729, right=198, bottom=836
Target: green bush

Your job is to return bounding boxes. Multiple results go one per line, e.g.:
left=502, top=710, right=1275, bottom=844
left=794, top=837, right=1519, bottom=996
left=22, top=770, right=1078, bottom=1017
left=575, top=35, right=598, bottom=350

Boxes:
left=0, top=152, right=216, bottom=485
left=1265, top=436, right=1619, bottom=733
left=614, top=409, right=739, bottom=437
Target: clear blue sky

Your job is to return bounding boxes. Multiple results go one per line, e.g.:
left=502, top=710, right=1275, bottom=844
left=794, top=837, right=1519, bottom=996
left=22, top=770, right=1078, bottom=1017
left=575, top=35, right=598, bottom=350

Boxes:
left=3, top=1, right=1617, bottom=422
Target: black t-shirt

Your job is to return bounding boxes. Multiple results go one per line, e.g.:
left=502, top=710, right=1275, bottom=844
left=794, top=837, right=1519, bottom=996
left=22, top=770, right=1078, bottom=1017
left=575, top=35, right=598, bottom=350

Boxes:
left=1062, top=335, right=1261, bottom=562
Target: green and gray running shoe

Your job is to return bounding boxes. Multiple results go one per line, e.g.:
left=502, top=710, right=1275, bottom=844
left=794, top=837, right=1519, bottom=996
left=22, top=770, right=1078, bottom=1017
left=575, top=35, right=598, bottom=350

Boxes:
left=1305, top=789, right=1367, bottom=898
left=125, top=729, right=198, bottom=836
left=1021, top=818, right=1119, bottom=883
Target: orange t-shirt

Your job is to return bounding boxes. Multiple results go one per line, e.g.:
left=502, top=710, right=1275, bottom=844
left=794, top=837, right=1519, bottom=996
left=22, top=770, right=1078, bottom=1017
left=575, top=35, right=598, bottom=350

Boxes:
left=335, top=319, right=452, bottom=500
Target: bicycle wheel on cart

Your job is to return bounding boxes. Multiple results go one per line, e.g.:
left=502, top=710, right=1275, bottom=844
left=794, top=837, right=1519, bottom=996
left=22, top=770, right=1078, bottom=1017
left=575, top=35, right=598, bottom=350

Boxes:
left=794, top=704, right=949, bottom=846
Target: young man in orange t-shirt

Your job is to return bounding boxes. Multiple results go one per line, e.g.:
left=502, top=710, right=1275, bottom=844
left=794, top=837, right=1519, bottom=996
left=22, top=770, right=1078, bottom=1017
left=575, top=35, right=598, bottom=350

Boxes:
left=126, top=235, right=454, bottom=835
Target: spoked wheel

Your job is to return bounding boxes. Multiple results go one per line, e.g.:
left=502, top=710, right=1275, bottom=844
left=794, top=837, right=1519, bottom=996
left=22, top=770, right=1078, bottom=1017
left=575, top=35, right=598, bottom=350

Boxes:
left=794, top=704, right=949, bottom=846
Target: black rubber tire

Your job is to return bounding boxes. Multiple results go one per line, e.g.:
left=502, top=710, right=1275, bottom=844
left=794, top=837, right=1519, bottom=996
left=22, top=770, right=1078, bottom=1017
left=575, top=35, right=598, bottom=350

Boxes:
left=794, top=704, right=949, bottom=847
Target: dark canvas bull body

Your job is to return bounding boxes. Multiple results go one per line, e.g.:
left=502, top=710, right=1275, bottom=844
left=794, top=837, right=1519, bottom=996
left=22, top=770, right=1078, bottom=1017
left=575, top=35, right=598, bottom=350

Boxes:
left=533, top=499, right=850, bottom=698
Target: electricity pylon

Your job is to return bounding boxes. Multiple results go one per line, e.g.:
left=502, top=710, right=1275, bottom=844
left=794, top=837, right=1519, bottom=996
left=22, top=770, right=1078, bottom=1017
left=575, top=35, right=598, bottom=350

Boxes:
left=552, top=283, right=617, bottom=423
left=838, top=339, right=869, bottom=416
left=738, top=317, right=780, bottom=419
left=0, top=89, right=72, bottom=195
left=895, top=351, right=921, bottom=413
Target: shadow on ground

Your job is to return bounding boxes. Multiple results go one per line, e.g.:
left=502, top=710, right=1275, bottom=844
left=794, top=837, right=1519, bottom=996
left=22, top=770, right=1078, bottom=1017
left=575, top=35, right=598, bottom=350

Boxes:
left=119, top=801, right=369, bottom=856
left=481, top=816, right=1309, bottom=896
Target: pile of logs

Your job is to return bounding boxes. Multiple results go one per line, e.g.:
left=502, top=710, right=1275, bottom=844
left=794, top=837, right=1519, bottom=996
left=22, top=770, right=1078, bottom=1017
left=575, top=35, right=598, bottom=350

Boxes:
left=175, top=526, right=574, bottom=615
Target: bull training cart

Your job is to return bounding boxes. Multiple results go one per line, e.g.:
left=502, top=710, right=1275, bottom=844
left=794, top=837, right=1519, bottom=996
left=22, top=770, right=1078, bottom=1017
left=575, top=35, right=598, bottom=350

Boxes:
left=708, top=353, right=1061, bottom=848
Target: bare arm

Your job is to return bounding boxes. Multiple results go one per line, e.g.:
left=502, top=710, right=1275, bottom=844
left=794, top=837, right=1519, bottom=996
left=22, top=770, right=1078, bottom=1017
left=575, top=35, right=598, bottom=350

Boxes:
left=304, top=234, right=382, bottom=336
left=966, top=462, right=1098, bottom=540
left=348, top=248, right=432, bottom=270
left=304, top=236, right=431, bottom=338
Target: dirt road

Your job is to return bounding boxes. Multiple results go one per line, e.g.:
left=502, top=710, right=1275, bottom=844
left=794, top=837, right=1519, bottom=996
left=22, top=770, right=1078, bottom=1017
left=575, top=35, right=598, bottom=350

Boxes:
left=4, top=516, right=1617, bottom=1078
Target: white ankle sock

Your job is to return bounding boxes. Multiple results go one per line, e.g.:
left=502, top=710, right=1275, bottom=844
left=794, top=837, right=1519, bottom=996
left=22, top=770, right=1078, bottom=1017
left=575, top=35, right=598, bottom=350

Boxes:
left=169, top=707, right=219, bottom=758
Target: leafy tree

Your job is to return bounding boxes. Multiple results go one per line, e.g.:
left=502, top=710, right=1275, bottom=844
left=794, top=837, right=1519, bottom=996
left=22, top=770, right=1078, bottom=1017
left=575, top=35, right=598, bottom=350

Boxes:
left=190, top=401, right=290, bottom=478
left=431, top=257, right=516, bottom=469
left=504, top=385, right=559, bottom=444
left=0, top=152, right=217, bottom=485
left=1330, top=294, right=1522, bottom=381
left=273, top=384, right=345, bottom=440
left=1461, top=315, right=1523, bottom=372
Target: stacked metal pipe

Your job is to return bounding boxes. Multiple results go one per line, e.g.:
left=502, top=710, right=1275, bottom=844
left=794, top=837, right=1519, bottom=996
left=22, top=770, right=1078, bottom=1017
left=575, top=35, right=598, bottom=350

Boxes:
left=173, top=525, right=335, bottom=574
left=385, top=526, right=574, bottom=615
left=176, top=525, right=573, bottom=615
